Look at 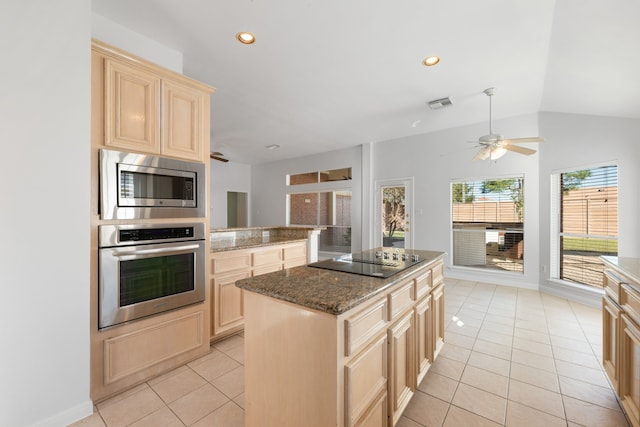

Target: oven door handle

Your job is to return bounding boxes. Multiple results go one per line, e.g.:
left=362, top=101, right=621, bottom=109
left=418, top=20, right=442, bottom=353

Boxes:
left=112, top=243, right=201, bottom=258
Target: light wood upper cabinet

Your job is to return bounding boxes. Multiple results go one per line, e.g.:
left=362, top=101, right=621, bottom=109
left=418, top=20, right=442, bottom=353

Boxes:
left=162, top=79, right=205, bottom=161
left=94, top=40, right=213, bottom=162
left=104, top=59, right=161, bottom=153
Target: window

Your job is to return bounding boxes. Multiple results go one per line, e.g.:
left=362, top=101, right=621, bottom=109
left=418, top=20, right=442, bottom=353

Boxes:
left=287, top=168, right=352, bottom=185
left=288, top=191, right=352, bottom=254
left=287, top=168, right=352, bottom=255
left=451, top=177, right=524, bottom=273
left=551, top=165, right=618, bottom=288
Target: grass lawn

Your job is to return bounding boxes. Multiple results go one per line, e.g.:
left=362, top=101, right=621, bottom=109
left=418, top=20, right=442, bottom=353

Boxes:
left=562, top=237, right=617, bottom=253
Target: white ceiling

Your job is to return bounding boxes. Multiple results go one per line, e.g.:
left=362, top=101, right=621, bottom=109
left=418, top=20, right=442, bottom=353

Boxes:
left=91, top=0, right=640, bottom=165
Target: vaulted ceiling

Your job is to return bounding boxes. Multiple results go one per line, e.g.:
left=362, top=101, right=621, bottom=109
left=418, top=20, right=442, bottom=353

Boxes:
left=91, top=0, right=640, bottom=164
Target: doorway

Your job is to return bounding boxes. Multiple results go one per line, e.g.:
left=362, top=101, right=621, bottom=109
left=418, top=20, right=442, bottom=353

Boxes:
left=375, top=178, right=413, bottom=249
left=227, top=191, right=248, bottom=228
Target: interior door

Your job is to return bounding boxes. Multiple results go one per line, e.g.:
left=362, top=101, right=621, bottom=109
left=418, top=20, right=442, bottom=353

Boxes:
left=375, top=178, right=413, bottom=249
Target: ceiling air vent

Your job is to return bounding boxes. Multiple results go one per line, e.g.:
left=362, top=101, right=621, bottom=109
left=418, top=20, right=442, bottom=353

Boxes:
left=427, top=96, right=454, bottom=110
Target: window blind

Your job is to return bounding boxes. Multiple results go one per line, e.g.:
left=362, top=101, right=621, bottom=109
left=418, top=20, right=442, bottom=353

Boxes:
left=558, top=165, right=618, bottom=287
left=451, top=176, right=524, bottom=273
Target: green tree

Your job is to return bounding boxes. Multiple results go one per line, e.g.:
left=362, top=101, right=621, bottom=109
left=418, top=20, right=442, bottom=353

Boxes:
left=481, top=178, right=524, bottom=221
left=452, top=182, right=475, bottom=203
left=562, top=170, right=591, bottom=193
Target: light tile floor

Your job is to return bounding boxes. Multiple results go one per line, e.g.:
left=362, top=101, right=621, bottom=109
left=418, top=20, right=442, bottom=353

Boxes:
left=71, top=279, right=631, bottom=427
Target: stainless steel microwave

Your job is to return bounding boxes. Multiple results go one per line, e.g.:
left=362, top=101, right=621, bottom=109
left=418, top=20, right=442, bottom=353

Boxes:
left=100, top=149, right=206, bottom=220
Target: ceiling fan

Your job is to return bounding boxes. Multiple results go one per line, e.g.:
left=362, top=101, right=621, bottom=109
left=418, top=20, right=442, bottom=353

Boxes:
left=472, top=87, right=544, bottom=161
left=210, top=151, right=229, bottom=162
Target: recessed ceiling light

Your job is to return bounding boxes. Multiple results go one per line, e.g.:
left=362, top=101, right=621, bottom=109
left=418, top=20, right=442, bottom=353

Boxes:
left=266, top=144, right=280, bottom=150
left=422, top=56, right=440, bottom=67
left=236, top=32, right=256, bottom=44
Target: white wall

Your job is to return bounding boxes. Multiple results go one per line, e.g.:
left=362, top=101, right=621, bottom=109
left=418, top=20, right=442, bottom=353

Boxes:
left=0, top=1, right=92, bottom=426
left=251, top=146, right=363, bottom=251
left=370, top=113, right=541, bottom=288
left=91, top=13, right=183, bottom=73
left=210, top=160, right=252, bottom=228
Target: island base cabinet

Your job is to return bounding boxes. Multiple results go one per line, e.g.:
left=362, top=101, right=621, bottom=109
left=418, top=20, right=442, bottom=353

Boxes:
left=243, top=291, right=338, bottom=427
left=620, top=313, right=640, bottom=427
left=602, top=296, right=621, bottom=392
left=345, top=335, right=387, bottom=427
left=356, top=390, right=388, bottom=427
left=414, top=295, right=433, bottom=386
left=387, top=310, right=415, bottom=427
left=240, top=256, right=445, bottom=427
left=432, top=283, right=445, bottom=358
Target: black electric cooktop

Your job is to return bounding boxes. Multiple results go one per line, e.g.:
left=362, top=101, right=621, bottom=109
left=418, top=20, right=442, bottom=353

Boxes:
left=308, top=250, right=425, bottom=278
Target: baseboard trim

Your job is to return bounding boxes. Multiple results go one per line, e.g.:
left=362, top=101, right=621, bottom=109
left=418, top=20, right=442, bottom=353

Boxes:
left=539, top=279, right=603, bottom=308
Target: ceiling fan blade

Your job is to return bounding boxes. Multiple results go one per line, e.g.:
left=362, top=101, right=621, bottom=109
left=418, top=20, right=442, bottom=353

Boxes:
left=211, top=151, right=225, bottom=156
left=473, top=146, right=491, bottom=161
left=503, top=144, right=537, bottom=155
left=502, top=137, right=545, bottom=144
left=210, top=153, right=229, bottom=162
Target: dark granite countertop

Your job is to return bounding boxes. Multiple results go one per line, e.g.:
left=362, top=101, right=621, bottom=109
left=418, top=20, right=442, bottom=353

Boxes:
left=236, top=249, right=445, bottom=315
left=211, top=236, right=308, bottom=252
left=210, top=226, right=322, bottom=253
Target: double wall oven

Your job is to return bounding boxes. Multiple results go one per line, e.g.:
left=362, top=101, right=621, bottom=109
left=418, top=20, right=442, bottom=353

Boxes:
left=98, top=149, right=207, bottom=329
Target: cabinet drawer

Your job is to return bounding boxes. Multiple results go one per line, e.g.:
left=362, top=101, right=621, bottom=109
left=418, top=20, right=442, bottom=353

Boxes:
left=345, top=298, right=388, bottom=357
left=388, top=280, right=414, bottom=321
left=283, top=243, right=307, bottom=260
left=284, top=258, right=306, bottom=269
left=252, top=248, right=283, bottom=267
left=621, top=284, right=640, bottom=325
left=413, top=270, right=432, bottom=301
left=211, top=252, right=251, bottom=275
left=344, top=335, right=387, bottom=427
left=252, top=263, right=282, bottom=276
left=432, top=261, right=444, bottom=285
left=604, top=270, right=624, bottom=302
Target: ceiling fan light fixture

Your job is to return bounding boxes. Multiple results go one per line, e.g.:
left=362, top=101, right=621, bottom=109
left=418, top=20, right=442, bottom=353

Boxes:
left=490, top=146, right=507, bottom=160
left=236, top=32, right=256, bottom=44
left=422, top=56, right=440, bottom=67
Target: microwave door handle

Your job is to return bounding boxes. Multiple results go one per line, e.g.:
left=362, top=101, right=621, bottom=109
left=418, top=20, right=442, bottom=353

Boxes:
left=112, top=243, right=201, bottom=258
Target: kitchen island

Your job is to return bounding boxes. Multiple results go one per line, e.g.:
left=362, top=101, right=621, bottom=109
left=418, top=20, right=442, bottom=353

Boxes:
left=236, top=249, right=445, bottom=427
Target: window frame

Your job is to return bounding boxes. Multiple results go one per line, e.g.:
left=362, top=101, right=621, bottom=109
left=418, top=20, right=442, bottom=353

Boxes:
left=450, top=175, right=526, bottom=275
left=549, top=162, right=618, bottom=288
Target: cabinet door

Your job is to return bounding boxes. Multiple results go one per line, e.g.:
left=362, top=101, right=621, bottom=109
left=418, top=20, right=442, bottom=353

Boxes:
left=354, top=390, right=387, bottom=427
left=620, top=313, right=640, bottom=427
left=602, top=296, right=621, bottom=392
left=104, top=59, right=161, bottom=153
left=162, top=80, right=204, bottom=161
left=415, top=294, right=433, bottom=386
left=388, top=310, right=414, bottom=427
left=432, top=284, right=445, bottom=358
left=213, top=271, right=250, bottom=336
left=344, top=335, right=387, bottom=427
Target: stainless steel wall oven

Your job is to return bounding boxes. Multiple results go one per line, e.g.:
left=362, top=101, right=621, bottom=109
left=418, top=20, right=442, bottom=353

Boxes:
left=100, top=149, right=206, bottom=220
left=98, top=223, right=206, bottom=329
